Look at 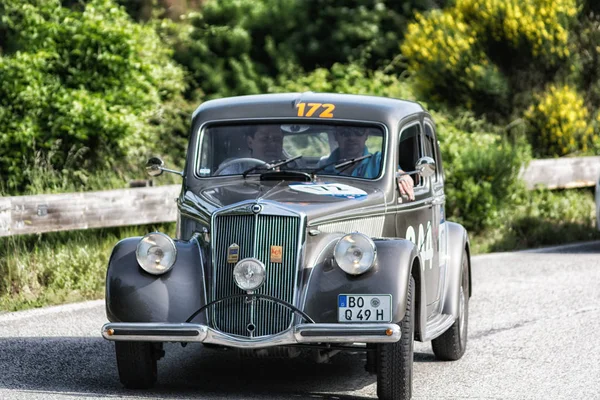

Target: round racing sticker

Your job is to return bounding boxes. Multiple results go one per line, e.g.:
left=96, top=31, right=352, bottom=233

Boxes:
left=289, top=183, right=368, bottom=199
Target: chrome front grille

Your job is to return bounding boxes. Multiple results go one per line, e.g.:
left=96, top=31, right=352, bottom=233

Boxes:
left=211, top=212, right=301, bottom=337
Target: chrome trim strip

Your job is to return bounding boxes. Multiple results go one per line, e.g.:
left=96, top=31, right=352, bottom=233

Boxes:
left=317, top=216, right=385, bottom=237
left=102, top=322, right=401, bottom=346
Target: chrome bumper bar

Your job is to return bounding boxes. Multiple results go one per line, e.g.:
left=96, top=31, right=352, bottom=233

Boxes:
left=101, top=322, right=400, bottom=348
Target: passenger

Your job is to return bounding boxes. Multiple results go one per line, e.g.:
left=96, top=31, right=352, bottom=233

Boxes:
left=319, top=126, right=414, bottom=200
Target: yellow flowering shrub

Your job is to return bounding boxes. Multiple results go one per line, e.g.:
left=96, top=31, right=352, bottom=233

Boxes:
left=401, top=10, right=507, bottom=109
left=524, top=85, right=593, bottom=156
left=455, top=0, right=577, bottom=63
left=401, top=0, right=578, bottom=113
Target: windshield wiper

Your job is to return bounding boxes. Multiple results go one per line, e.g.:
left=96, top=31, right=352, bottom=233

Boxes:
left=242, top=155, right=303, bottom=178
left=309, top=154, right=372, bottom=175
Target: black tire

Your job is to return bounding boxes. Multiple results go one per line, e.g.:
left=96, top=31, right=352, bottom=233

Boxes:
left=432, top=249, right=469, bottom=361
left=377, top=276, right=415, bottom=400
left=115, top=341, right=157, bottom=389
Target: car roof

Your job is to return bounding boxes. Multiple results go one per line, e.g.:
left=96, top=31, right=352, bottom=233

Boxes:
left=192, top=92, right=426, bottom=127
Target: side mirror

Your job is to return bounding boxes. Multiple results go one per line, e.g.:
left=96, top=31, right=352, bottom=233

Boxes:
left=145, top=157, right=184, bottom=177
left=146, top=157, right=164, bottom=177
left=415, top=156, right=436, bottom=179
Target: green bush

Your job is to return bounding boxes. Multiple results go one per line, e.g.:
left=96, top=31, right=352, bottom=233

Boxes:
left=400, top=0, right=579, bottom=119
left=475, top=188, right=600, bottom=253
left=455, top=0, right=578, bottom=65
left=0, top=0, right=185, bottom=194
left=271, top=62, right=417, bottom=99
left=0, top=223, right=176, bottom=311
left=174, top=0, right=450, bottom=99
left=401, top=10, right=510, bottom=115
left=435, top=111, right=531, bottom=232
left=524, top=84, right=593, bottom=157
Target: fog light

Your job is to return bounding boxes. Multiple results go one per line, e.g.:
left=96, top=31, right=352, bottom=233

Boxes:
left=233, top=258, right=266, bottom=291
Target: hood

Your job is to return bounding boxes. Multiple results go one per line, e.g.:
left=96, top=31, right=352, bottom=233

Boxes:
left=189, top=178, right=386, bottom=223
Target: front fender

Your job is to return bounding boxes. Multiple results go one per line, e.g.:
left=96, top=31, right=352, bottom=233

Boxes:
left=441, top=222, right=471, bottom=317
left=302, top=237, right=419, bottom=324
left=105, top=235, right=208, bottom=324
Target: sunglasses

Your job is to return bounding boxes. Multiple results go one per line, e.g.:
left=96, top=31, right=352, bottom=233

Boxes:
left=339, top=129, right=367, bottom=138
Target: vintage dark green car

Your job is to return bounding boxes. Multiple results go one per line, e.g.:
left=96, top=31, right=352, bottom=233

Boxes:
left=101, top=93, right=472, bottom=400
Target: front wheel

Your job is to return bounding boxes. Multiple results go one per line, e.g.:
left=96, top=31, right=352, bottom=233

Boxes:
left=115, top=341, right=158, bottom=389
left=376, top=275, right=415, bottom=400
left=432, top=249, right=469, bottom=361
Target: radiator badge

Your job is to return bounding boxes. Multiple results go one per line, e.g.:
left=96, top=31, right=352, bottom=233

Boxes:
left=227, top=243, right=240, bottom=264
left=270, top=245, right=283, bottom=263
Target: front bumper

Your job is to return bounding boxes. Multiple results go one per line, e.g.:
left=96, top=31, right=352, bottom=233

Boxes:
left=101, top=322, right=401, bottom=348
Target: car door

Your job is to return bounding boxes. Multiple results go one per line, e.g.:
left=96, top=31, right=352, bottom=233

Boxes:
left=394, top=120, right=437, bottom=308
left=423, top=120, right=446, bottom=310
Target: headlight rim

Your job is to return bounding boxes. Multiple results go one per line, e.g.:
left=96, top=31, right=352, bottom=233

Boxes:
left=333, top=232, right=377, bottom=276
left=135, top=232, right=177, bottom=275
left=233, top=257, right=267, bottom=291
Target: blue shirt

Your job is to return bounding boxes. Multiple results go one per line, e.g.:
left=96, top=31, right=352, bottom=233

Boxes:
left=319, top=147, right=382, bottom=179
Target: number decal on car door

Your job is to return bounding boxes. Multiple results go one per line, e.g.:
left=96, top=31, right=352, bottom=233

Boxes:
left=406, top=222, right=433, bottom=270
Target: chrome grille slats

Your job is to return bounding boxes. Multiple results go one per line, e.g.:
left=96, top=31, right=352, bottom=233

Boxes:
left=211, top=209, right=300, bottom=338
left=212, top=214, right=254, bottom=336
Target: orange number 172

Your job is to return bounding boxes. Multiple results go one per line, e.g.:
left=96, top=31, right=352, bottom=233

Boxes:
left=296, top=102, right=335, bottom=118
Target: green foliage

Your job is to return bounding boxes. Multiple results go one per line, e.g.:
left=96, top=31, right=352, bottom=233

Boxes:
left=401, top=10, right=509, bottom=114
left=474, top=188, right=600, bottom=253
left=435, top=111, right=531, bottom=232
left=272, top=62, right=417, bottom=100
left=524, top=84, right=593, bottom=157
left=455, top=0, right=577, bottom=65
left=0, top=0, right=185, bottom=194
left=174, top=0, right=450, bottom=99
left=0, top=223, right=176, bottom=311
left=401, top=0, right=579, bottom=121
left=571, top=12, right=600, bottom=109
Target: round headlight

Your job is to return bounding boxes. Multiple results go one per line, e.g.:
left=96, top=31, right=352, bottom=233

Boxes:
left=136, top=232, right=177, bottom=275
left=233, top=258, right=266, bottom=291
left=334, top=233, right=377, bottom=275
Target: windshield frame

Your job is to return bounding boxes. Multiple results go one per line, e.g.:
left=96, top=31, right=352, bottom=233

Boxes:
left=192, top=118, right=389, bottom=182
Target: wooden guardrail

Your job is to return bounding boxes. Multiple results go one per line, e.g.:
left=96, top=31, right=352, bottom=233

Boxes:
left=0, top=185, right=180, bottom=237
left=521, top=156, right=600, bottom=190
left=0, top=156, right=598, bottom=237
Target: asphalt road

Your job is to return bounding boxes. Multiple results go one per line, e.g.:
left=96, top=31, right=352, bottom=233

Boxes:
left=1, top=241, right=599, bottom=400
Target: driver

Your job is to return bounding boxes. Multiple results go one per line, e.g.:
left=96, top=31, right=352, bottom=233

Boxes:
left=247, top=125, right=285, bottom=160
left=217, top=125, right=299, bottom=175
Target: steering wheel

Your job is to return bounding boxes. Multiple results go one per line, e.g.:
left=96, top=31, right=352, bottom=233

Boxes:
left=213, top=157, right=266, bottom=176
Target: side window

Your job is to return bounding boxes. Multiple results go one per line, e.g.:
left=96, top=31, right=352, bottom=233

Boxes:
left=398, top=123, right=423, bottom=186
left=424, top=122, right=443, bottom=183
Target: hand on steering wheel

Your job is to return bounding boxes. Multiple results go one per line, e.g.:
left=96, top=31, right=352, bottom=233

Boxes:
left=213, top=158, right=266, bottom=176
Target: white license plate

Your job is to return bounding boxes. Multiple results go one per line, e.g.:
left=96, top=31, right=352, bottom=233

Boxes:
left=337, top=294, right=392, bottom=322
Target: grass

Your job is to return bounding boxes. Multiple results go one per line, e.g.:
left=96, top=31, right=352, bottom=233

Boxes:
left=0, top=223, right=176, bottom=312
left=0, top=145, right=184, bottom=312
left=471, top=187, right=600, bottom=254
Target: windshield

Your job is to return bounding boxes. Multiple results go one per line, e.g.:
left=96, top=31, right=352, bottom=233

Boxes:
left=197, top=123, right=385, bottom=179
